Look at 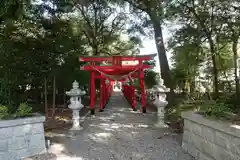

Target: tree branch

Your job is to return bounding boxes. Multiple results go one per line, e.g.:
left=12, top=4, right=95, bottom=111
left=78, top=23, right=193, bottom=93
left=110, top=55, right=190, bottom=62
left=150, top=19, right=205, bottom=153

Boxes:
left=123, top=0, right=147, bottom=12
left=74, top=2, right=93, bottom=30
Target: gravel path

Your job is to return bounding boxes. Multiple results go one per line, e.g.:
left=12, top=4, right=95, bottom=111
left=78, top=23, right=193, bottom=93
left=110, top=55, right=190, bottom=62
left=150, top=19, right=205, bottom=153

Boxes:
left=45, top=91, right=194, bottom=160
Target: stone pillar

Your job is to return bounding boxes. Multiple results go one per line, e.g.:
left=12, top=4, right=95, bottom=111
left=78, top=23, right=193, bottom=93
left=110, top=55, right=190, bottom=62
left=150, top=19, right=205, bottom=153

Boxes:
left=66, top=80, right=86, bottom=130
left=153, top=78, right=170, bottom=127
left=72, top=109, right=80, bottom=130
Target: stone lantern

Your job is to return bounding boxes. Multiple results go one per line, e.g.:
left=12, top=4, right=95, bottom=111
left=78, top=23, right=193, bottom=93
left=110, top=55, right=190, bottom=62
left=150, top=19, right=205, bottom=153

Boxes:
left=66, top=80, right=86, bottom=130
left=153, top=77, right=170, bottom=127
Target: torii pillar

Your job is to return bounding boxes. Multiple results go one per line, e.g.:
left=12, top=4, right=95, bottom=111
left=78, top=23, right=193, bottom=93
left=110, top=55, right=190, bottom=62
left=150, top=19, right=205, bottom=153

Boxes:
left=139, top=60, right=146, bottom=113
left=90, top=70, right=95, bottom=115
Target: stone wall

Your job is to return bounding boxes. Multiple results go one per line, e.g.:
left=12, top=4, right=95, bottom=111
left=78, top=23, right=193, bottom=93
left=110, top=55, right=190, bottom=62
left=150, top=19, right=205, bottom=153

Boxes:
left=182, top=111, right=240, bottom=160
left=0, top=115, right=46, bottom=160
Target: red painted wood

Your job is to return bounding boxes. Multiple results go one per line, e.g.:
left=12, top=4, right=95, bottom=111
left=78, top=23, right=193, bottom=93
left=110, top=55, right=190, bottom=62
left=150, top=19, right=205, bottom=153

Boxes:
left=103, top=82, right=106, bottom=107
left=131, top=86, right=136, bottom=110
left=79, top=54, right=156, bottom=62
left=80, top=64, right=152, bottom=72
left=94, top=72, right=139, bottom=79
left=80, top=55, right=155, bottom=113
left=90, top=72, right=95, bottom=110
left=100, top=74, right=104, bottom=111
left=139, top=60, right=146, bottom=112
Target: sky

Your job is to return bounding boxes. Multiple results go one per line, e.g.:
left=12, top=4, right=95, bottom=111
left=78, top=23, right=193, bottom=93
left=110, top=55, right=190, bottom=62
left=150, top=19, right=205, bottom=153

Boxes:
left=139, top=26, right=172, bottom=73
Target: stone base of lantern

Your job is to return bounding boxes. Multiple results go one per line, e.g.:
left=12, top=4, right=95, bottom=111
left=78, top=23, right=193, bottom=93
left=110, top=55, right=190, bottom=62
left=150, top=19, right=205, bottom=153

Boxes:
left=70, top=125, right=83, bottom=131
left=155, top=118, right=165, bottom=128
left=70, top=118, right=83, bottom=131
left=155, top=104, right=166, bottom=128
left=70, top=109, right=83, bottom=131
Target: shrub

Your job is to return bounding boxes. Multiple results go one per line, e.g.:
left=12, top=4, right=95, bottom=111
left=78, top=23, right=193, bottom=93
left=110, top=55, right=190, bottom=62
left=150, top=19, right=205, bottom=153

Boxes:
left=0, top=105, right=9, bottom=119
left=0, top=102, right=34, bottom=120
left=16, top=103, right=32, bottom=117
left=199, top=102, right=233, bottom=119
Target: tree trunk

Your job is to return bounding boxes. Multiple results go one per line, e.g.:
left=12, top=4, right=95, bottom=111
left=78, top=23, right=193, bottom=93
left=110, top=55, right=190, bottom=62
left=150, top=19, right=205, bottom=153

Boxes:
left=63, top=88, right=66, bottom=107
left=44, top=77, right=48, bottom=118
left=52, top=76, right=56, bottom=117
left=212, top=55, right=219, bottom=95
left=208, top=38, right=219, bottom=96
left=151, top=20, right=173, bottom=90
left=35, top=86, right=40, bottom=104
left=233, top=38, right=239, bottom=98
left=149, top=15, right=176, bottom=109
left=190, top=77, right=196, bottom=93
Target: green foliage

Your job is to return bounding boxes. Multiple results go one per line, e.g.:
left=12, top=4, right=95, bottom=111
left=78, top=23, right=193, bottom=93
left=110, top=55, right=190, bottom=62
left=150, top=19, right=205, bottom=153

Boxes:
left=199, top=103, right=233, bottom=119
left=224, top=93, right=238, bottom=105
left=165, top=93, right=199, bottom=122
left=0, top=105, right=9, bottom=119
left=0, top=78, right=10, bottom=105
left=0, top=103, right=33, bottom=120
left=142, top=60, right=158, bottom=88
left=166, top=0, right=240, bottom=95
left=1, top=0, right=239, bottom=120
left=0, top=0, right=146, bottom=113
left=0, top=0, right=30, bottom=23
left=144, top=70, right=159, bottom=89
left=16, top=103, right=32, bottom=117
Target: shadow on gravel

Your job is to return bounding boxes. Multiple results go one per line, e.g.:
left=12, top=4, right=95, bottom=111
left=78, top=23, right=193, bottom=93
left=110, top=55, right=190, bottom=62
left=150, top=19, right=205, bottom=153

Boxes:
left=43, top=92, right=193, bottom=160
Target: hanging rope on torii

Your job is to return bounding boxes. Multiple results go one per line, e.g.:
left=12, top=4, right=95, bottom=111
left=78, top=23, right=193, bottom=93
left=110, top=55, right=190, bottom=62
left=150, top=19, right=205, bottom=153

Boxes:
left=79, top=54, right=156, bottom=115
left=88, top=63, right=143, bottom=81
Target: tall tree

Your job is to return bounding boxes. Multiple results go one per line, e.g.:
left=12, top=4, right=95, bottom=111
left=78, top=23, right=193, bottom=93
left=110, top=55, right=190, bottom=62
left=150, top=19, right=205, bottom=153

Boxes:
left=0, top=0, right=30, bottom=23
left=218, top=1, right=240, bottom=97
left=73, top=0, right=141, bottom=56
left=166, top=0, right=235, bottom=96
left=102, top=0, right=174, bottom=89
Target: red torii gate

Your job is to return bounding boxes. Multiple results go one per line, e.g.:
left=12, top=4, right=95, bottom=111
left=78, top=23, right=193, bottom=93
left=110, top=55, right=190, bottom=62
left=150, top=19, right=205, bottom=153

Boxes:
left=80, top=54, right=156, bottom=115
